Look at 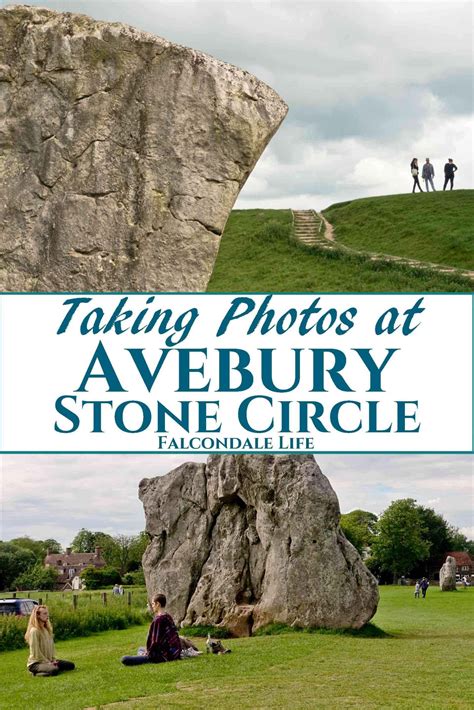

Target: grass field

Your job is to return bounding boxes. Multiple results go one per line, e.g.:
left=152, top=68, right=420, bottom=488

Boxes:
left=207, top=209, right=472, bottom=293
left=1, top=586, right=473, bottom=709
left=323, top=190, right=474, bottom=269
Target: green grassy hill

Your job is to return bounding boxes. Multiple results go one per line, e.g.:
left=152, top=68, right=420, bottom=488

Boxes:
left=323, top=189, right=474, bottom=270
left=208, top=193, right=473, bottom=292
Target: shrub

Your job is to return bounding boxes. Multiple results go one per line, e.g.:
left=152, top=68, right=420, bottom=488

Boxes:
left=123, top=570, right=145, bottom=586
left=81, top=566, right=121, bottom=590
left=13, top=564, right=59, bottom=591
left=257, top=220, right=291, bottom=242
left=0, top=616, right=25, bottom=652
left=0, top=602, right=149, bottom=652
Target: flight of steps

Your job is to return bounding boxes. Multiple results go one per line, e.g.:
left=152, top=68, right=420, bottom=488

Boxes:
left=292, top=209, right=335, bottom=250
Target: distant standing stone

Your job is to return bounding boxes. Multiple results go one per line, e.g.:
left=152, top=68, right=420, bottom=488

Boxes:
left=439, top=556, right=457, bottom=591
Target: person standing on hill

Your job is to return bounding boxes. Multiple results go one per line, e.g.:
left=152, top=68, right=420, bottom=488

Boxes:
left=410, top=158, right=423, bottom=193
left=443, top=159, right=458, bottom=190
left=422, top=158, right=436, bottom=191
left=420, top=577, right=429, bottom=598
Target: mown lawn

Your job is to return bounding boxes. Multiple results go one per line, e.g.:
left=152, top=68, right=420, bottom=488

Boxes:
left=0, top=586, right=472, bottom=709
left=207, top=209, right=472, bottom=293
left=323, top=190, right=474, bottom=269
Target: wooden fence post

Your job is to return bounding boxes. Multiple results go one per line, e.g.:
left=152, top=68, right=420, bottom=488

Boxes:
left=38, top=598, right=42, bottom=605
left=127, top=592, right=132, bottom=607
left=102, top=592, right=107, bottom=606
left=73, top=595, right=78, bottom=610
left=12, top=592, right=16, bottom=599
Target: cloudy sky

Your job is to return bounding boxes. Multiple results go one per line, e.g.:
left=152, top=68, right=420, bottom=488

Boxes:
left=1, top=454, right=472, bottom=545
left=5, top=0, right=473, bottom=208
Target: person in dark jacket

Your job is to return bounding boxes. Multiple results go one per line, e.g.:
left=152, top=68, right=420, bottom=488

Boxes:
left=121, top=593, right=181, bottom=666
left=422, top=158, right=436, bottom=191
left=410, top=158, right=423, bottom=193
left=420, top=577, right=430, bottom=598
left=443, top=159, right=458, bottom=190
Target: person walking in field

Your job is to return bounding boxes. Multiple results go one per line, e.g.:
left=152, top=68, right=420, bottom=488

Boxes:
left=420, top=577, right=429, bottom=598
left=121, top=593, right=181, bottom=666
left=443, top=159, right=458, bottom=190
left=414, top=581, right=420, bottom=598
left=422, top=158, right=436, bottom=191
left=410, top=158, right=423, bottom=192
left=25, top=605, right=75, bottom=677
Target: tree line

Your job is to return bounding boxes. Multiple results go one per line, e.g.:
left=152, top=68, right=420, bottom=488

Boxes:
left=340, top=499, right=473, bottom=582
left=1, top=501, right=472, bottom=591
left=0, top=529, right=148, bottom=591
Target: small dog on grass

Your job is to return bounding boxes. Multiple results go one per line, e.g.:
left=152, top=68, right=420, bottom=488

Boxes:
left=206, top=633, right=232, bottom=654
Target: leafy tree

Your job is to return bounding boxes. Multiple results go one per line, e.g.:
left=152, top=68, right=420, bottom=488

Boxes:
left=413, top=506, right=453, bottom=576
left=70, top=529, right=98, bottom=553
left=70, top=529, right=118, bottom=562
left=447, top=526, right=474, bottom=555
left=370, top=499, right=431, bottom=582
left=10, top=536, right=62, bottom=563
left=0, top=543, right=36, bottom=590
left=340, top=510, right=378, bottom=555
left=127, top=532, right=149, bottom=570
left=13, top=564, right=59, bottom=591
left=43, top=539, right=62, bottom=555
left=70, top=530, right=148, bottom=574
left=106, top=535, right=137, bottom=575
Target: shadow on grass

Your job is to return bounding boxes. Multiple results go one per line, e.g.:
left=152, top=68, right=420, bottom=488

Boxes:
left=254, top=622, right=391, bottom=639
left=181, top=622, right=390, bottom=640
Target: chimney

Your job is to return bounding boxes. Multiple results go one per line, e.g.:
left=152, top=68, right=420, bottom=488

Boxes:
left=46, top=548, right=51, bottom=556
left=95, top=546, right=101, bottom=558
left=66, top=547, right=72, bottom=556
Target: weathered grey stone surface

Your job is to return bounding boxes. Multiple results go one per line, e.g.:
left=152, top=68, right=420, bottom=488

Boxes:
left=0, top=6, right=287, bottom=291
left=439, top=555, right=457, bottom=591
left=140, top=455, right=379, bottom=635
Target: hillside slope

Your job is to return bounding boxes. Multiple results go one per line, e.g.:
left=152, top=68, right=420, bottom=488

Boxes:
left=208, top=209, right=472, bottom=292
left=323, top=190, right=474, bottom=270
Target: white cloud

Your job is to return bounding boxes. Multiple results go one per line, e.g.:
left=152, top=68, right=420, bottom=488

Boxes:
left=1, top=454, right=472, bottom=545
left=239, top=112, right=473, bottom=208
left=11, top=0, right=472, bottom=207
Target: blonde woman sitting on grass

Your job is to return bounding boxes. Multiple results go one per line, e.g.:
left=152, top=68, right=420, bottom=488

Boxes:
left=25, top=605, right=75, bottom=677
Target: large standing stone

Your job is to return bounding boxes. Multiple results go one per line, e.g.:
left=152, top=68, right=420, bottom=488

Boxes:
left=439, top=556, right=457, bottom=591
left=0, top=6, right=287, bottom=291
left=140, top=455, right=379, bottom=635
